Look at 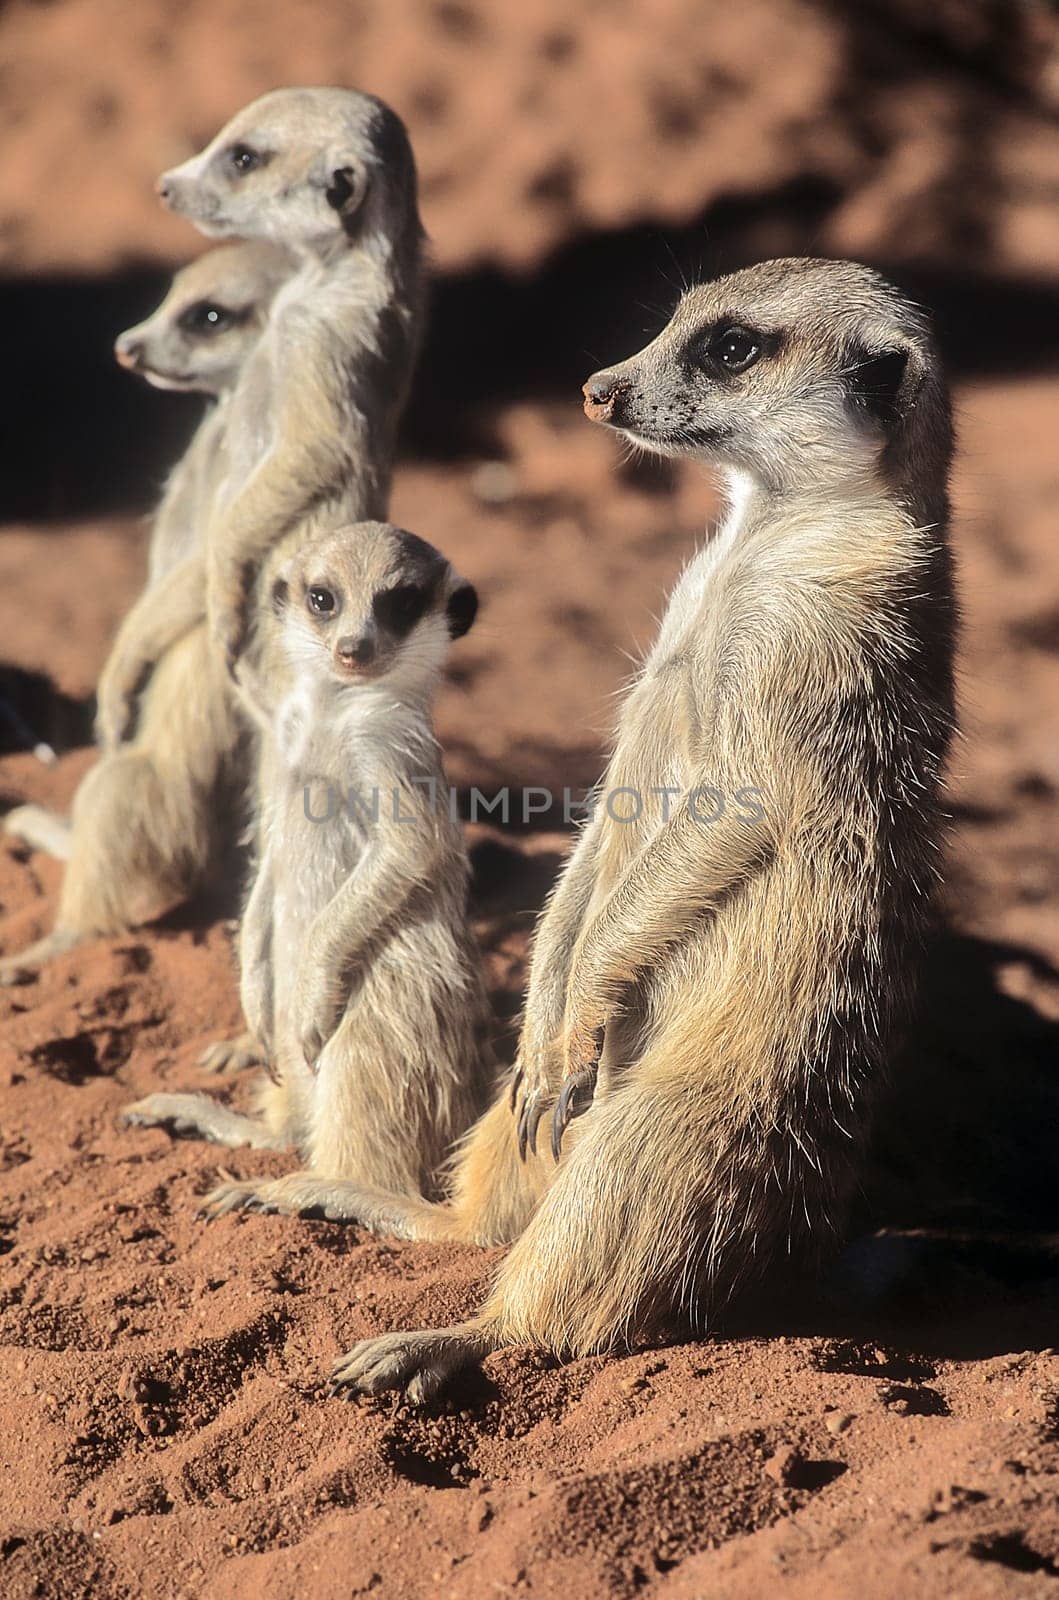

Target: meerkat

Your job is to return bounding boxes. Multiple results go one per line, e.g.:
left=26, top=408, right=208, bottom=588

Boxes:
left=92, top=86, right=426, bottom=715
left=277, top=258, right=956, bottom=1405
left=123, top=521, right=491, bottom=1202
left=0, top=89, right=425, bottom=994
left=2, top=243, right=291, bottom=871
left=118, top=240, right=295, bottom=588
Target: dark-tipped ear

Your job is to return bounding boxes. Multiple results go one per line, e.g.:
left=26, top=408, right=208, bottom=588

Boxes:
left=271, top=577, right=289, bottom=614
left=446, top=582, right=478, bottom=640
left=844, top=344, right=919, bottom=428
left=324, top=164, right=368, bottom=220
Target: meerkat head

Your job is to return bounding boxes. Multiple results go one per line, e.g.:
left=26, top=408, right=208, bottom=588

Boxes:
left=270, top=521, right=478, bottom=696
left=583, top=258, right=951, bottom=508
left=155, top=88, right=420, bottom=254
left=113, top=241, right=292, bottom=393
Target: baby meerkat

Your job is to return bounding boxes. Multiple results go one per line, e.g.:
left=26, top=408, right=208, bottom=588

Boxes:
left=309, top=258, right=956, bottom=1405
left=0, top=243, right=290, bottom=960
left=124, top=521, right=492, bottom=1204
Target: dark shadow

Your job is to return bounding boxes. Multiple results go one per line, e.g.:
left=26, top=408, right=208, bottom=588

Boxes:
left=719, top=928, right=1059, bottom=1363
left=0, top=665, right=93, bottom=758
left=3, top=225, right=1057, bottom=521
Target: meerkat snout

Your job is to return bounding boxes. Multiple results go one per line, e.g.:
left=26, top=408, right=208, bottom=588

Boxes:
left=274, top=522, right=478, bottom=691
left=114, top=332, right=145, bottom=371
left=582, top=373, right=630, bottom=423
left=335, top=630, right=377, bottom=671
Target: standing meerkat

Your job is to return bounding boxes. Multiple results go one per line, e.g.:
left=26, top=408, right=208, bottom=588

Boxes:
left=94, top=86, right=427, bottom=704
left=123, top=521, right=492, bottom=1202
left=1, top=243, right=290, bottom=918
left=0, top=89, right=426, bottom=991
left=289, top=258, right=956, bottom=1404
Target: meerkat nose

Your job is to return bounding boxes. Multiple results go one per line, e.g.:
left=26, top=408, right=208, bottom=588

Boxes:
left=114, top=334, right=144, bottom=370
left=582, top=372, right=630, bottom=422
left=155, top=173, right=177, bottom=206
left=337, top=634, right=375, bottom=667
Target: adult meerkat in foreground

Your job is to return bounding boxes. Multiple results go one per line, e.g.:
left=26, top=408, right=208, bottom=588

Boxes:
left=0, top=89, right=425, bottom=992
left=1, top=244, right=290, bottom=945
left=124, top=522, right=491, bottom=1200
left=300, top=258, right=956, bottom=1403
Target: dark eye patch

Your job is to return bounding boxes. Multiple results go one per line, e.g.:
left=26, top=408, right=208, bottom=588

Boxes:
left=227, top=143, right=269, bottom=176
left=373, top=583, right=429, bottom=635
left=681, top=320, right=780, bottom=378
left=177, top=300, right=251, bottom=338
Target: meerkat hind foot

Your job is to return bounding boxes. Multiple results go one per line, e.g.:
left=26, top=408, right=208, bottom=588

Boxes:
left=198, top=1031, right=267, bottom=1075
left=200, top=1172, right=363, bottom=1223
left=121, top=1092, right=282, bottom=1150
left=328, top=1323, right=493, bottom=1405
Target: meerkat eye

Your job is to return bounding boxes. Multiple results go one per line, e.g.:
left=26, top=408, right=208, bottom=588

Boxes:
left=228, top=143, right=263, bottom=176
left=178, top=301, right=235, bottom=337
left=307, top=586, right=338, bottom=618
left=714, top=326, right=762, bottom=373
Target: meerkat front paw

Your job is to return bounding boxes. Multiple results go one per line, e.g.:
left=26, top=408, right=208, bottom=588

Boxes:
left=94, top=659, right=138, bottom=751
left=511, top=1037, right=564, bottom=1160
left=207, top=575, right=249, bottom=675
left=293, top=977, right=342, bottom=1071
left=327, top=1325, right=487, bottom=1405
left=550, top=1021, right=605, bottom=1159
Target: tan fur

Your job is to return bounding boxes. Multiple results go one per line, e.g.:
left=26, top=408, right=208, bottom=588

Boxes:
left=319, top=259, right=958, bottom=1404
left=1, top=89, right=425, bottom=991
left=0, top=244, right=290, bottom=976
left=124, top=522, right=492, bottom=1204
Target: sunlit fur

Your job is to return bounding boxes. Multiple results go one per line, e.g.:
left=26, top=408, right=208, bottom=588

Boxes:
left=0, top=244, right=291, bottom=966
left=148, top=86, right=428, bottom=669
left=124, top=522, right=492, bottom=1205
left=321, top=259, right=958, bottom=1404
left=2, top=89, right=425, bottom=1003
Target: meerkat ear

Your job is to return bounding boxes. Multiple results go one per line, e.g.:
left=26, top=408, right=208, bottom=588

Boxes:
left=843, top=344, right=911, bottom=427
left=323, top=161, right=369, bottom=221
left=270, top=576, right=289, bottom=613
left=446, top=582, right=478, bottom=639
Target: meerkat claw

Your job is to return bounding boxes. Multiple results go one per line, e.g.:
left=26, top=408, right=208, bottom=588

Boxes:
left=508, top=1064, right=523, bottom=1112
left=517, top=1090, right=547, bottom=1161
left=551, top=1066, right=598, bottom=1161
left=198, top=1177, right=269, bottom=1220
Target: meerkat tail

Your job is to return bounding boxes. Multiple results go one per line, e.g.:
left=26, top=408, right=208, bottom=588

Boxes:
left=3, top=804, right=72, bottom=861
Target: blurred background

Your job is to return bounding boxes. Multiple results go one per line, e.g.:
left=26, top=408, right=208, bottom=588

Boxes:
left=0, top=0, right=1058, bottom=1236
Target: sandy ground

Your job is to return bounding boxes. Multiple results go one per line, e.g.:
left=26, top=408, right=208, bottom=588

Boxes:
left=1, top=375, right=1058, bottom=1598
